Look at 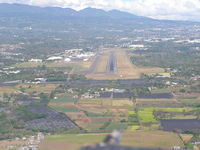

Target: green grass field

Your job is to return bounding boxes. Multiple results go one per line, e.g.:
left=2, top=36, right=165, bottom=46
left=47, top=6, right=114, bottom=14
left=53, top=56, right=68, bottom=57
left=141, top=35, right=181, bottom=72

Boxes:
left=51, top=97, right=77, bottom=103
left=138, top=107, right=187, bottom=124
left=138, top=109, right=157, bottom=123
left=85, top=111, right=113, bottom=117
left=39, top=134, right=106, bottom=150
left=52, top=106, right=79, bottom=113
left=39, top=131, right=184, bottom=150
left=105, top=122, right=127, bottom=130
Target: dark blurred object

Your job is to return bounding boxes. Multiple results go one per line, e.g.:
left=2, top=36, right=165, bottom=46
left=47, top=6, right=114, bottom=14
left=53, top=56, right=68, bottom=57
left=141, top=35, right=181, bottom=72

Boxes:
left=81, top=131, right=179, bottom=150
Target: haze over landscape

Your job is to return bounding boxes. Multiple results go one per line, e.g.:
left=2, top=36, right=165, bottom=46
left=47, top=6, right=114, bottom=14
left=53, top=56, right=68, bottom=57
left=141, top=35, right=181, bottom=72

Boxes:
left=1, top=0, right=200, bottom=21
left=0, top=1, right=200, bottom=150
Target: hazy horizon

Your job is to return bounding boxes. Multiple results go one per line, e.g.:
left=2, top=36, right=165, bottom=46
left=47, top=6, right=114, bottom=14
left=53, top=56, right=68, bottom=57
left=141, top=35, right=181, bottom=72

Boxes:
left=0, top=0, right=200, bottom=22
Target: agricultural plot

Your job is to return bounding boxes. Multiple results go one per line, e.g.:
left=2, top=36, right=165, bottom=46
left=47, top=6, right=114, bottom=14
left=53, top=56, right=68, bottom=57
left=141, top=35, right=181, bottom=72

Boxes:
left=160, top=119, right=200, bottom=132
left=0, top=140, right=27, bottom=150
left=40, top=131, right=183, bottom=150
left=0, top=85, right=19, bottom=96
left=105, top=122, right=127, bottom=130
left=138, top=107, right=186, bottom=124
left=76, top=98, right=133, bottom=131
left=112, top=99, right=133, bottom=107
left=39, top=134, right=107, bottom=150
left=138, top=93, right=173, bottom=99
left=128, top=111, right=140, bottom=131
left=18, top=84, right=58, bottom=94
left=51, top=97, right=76, bottom=103
left=25, top=105, right=77, bottom=130
left=121, top=130, right=184, bottom=148
left=48, top=97, right=89, bottom=128
left=99, top=91, right=134, bottom=99
left=79, top=98, right=133, bottom=107
left=113, top=92, right=134, bottom=99
left=136, top=98, right=177, bottom=104
left=99, top=92, right=112, bottom=98
left=52, top=106, right=79, bottom=113
left=138, top=109, right=157, bottom=124
left=68, top=112, right=91, bottom=128
left=135, top=92, right=178, bottom=106
left=177, top=96, right=200, bottom=105
left=49, top=97, right=79, bottom=114
left=14, top=61, right=92, bottom=73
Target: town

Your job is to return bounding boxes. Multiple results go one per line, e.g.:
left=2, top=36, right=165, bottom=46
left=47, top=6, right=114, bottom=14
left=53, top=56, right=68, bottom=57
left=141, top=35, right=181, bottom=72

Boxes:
left=0, top=3, right=200, bottom=150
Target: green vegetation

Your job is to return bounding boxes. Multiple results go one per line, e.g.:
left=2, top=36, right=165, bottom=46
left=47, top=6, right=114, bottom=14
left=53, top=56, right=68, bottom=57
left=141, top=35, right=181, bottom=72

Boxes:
left=105, top=122, right=127, bottom=130
left=16, top=106, right=46, bottom=121
left=52, top=107, right=79, bottom=113
left=51, top=97, right=76, bottom=103
left=138, top=107, right=187, bottom=124
left=138, top=109, right=157, bottom=123
left=85, top=112, right=113, bottom=117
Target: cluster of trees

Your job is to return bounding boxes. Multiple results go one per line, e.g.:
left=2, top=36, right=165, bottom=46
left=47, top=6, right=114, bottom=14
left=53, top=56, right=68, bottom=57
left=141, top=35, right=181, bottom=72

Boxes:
left=131, top=42, right=200, bottom=79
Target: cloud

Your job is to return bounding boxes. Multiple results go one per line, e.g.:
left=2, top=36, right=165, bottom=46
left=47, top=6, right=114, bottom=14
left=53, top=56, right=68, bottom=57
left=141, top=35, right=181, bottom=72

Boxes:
left=0, top=0, right=200, bottom=21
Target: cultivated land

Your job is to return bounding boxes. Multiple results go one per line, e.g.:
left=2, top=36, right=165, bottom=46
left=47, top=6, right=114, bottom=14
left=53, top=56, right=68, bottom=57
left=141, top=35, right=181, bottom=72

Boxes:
left=39, top=134, right=107, bottom=150
left=86, top=49, right=164, bottom=80
left=15, top=61, right=92, bottom=74
left=39, top=131, right=184, bottom=150
left=48, top=97, right=133, bottom=130
left=121, top=130, right=184, bottom=148
left=1, top=4, right=200, bottom=150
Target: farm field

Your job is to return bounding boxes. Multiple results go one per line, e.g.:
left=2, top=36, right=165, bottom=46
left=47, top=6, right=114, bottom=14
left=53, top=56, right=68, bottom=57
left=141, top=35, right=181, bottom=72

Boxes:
left=39, top=134, right=107, bottom=150
left=136, top=98, right=178, bottom=105
left=14, top=60, right=92, bottom=73
left=177, top=96, right=200, bottom=105
left=39, top=130, right=184, bottom=150
left=160, top=119, right=200, bottom=132
left=0, top=85, right=19, bottom=96
left=48, top=97, right=133, bottom=131
left=137, top=107, right=188, bottom=126
left=0, top=84, right=58, bottom=96
left=0, top=140, right=27, bottom=150
left=77, top=98, right=132, bottom=131
left=17, top=84, right=59, bottom=94
left=78, top=98, right=133, bottom=107
left=86, top=49, right=164, bottom=80
left=121, top=130, right=184, bottom=148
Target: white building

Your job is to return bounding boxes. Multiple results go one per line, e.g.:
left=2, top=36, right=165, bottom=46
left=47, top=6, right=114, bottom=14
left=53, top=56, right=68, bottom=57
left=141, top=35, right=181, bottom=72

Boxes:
left=47, top=56, right=62, bottom=61
left=29, top=59, right=42, bottom=62
left=64, top=58, right=71, bottom=62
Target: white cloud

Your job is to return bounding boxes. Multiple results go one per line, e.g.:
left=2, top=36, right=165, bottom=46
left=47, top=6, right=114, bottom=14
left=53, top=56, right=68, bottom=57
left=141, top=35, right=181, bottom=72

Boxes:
left=0, top=0, right=200, bottom=21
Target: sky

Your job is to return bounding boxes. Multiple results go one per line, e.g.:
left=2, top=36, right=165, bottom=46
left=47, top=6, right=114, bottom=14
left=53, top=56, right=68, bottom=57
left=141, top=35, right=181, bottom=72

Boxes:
left=0, top=0, right=200, bottom=21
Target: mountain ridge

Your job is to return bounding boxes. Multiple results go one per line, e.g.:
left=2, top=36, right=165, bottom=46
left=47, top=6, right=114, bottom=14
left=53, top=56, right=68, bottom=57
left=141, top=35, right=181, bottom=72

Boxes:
left=0, top=2, right=199, bottom=29
left=0, top=3, right=154, bottom=21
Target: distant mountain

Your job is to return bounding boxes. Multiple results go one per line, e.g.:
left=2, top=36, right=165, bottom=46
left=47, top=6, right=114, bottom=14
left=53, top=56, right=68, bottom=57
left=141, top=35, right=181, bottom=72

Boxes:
left=0, top=3, right=77, bottom=19
left=0, top=3, right=198, bottom=30
left=78, top=7, right=109, bottom=18
left=0, top=3, right=199, bottom=57
left=0, top=3, right=151, bottom=20
left=108, top=9, right=143, bottom=19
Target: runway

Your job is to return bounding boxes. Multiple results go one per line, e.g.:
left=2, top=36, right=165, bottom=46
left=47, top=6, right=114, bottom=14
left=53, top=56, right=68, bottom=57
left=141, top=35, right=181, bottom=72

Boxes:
left=106, top=51, right=117, bottom=74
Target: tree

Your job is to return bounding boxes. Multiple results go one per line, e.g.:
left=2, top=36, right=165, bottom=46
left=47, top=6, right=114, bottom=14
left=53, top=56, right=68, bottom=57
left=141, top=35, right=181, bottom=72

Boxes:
left=50, top=91, right=55, bottom=99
